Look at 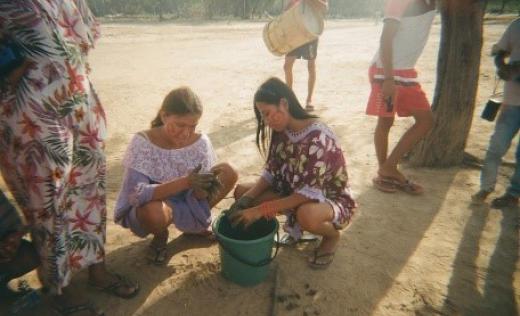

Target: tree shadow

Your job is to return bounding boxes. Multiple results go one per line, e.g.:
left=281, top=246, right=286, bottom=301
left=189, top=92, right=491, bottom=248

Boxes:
left=440, top=203, right=519, bottom=315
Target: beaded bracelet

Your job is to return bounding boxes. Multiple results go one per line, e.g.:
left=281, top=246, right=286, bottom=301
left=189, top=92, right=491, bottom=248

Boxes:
left=259, top=201, right=278, bottom=219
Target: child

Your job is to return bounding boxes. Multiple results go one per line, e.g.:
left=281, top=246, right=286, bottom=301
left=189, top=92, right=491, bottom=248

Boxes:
left=367, top=0, right=436, bottom=194
left=283, top=0, right=328, bottom=111
left=229, top=77, right=356, bottom=269
left=114, top=87, right=238, bottom=264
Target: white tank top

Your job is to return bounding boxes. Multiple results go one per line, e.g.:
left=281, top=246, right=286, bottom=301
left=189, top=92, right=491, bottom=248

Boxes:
left=372, top=10, right=436, bottom=70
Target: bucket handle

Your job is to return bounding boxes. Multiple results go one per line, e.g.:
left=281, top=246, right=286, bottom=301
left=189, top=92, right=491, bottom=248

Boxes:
left=216, top=229, right=280, bottom=267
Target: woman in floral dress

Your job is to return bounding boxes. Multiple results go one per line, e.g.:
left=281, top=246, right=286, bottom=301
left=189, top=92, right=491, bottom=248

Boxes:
left=0, top=1, right=138, bottom=314
left=230, top=77, right=356, bottom=269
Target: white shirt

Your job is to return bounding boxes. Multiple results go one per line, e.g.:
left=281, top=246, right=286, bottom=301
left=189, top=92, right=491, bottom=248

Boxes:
left=494, top=18, right=520, bottom=106
left=372, top=0, right=436, bottom=70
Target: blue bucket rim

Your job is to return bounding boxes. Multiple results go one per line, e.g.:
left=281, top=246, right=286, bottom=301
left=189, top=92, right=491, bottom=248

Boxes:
left=212, top=213, right=279, bottom=246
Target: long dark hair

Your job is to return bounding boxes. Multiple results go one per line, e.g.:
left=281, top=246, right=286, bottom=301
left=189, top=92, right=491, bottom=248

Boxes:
left=253, top=77, right=317, bottom=158
left=151, top=87, right=203, bottom=128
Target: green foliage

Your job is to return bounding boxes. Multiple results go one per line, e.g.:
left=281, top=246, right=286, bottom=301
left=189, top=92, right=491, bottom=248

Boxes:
left=87, top=0, right=518, bottom=19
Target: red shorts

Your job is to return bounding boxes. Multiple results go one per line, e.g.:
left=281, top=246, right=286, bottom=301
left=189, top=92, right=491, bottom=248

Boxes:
left=366, top=65, right=430, bottom=117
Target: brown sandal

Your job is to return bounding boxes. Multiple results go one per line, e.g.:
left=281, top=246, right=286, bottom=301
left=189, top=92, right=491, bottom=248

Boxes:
left=307, top=249, right=335, bottom=270
left=372, top=176, right=398, bottom=193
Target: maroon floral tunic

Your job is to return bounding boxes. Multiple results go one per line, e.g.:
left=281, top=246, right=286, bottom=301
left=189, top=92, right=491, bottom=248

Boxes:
left=261, top=122, right=356, bottom=238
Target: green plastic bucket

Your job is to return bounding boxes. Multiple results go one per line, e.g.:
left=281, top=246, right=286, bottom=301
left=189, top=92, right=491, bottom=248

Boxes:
left=213, top=213, right=279, bottom=286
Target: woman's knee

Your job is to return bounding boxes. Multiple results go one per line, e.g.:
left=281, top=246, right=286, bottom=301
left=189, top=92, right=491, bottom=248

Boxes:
left=233, top=183, right=251, bottom=200
left=213, top=163, right=238, bottom=186
left=296, top=207, right=320, bottom=232
left=136, top=202, right=170, bottom=233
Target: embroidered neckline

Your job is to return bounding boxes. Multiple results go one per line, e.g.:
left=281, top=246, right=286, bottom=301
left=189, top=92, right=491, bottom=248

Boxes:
left=136, top=132, right=204, bottom=152
left=284, top=122, right=337, bottom=143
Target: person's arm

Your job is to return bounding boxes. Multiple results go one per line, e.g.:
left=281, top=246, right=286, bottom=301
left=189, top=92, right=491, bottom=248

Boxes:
left=230, top=192, right=311, bottom=227
left=380, top=19, right=400, bottom=102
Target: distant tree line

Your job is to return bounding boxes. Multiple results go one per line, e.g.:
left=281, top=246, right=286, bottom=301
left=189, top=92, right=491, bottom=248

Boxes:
left=86, top=0, right=519, bottom=19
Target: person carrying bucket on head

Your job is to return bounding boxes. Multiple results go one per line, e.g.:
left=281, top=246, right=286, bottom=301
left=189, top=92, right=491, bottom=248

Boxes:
left=229, top=77, right=356, bottom=269
left=283, top=0, right=328, bottom=112
left=368, top=0, right=436, bottom=195
left=114, top=87, right=238, bottom=265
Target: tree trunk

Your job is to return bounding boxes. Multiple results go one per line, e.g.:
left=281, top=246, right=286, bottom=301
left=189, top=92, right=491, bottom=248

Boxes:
left=409, top=0, right=487, bottom=167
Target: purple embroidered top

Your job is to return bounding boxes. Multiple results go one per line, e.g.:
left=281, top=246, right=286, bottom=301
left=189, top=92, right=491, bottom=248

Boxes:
left=114, top=133, right=217, bottom=229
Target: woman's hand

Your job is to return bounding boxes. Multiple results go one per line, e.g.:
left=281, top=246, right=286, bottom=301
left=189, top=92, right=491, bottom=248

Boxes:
left=228, top=195, right=254, bottom=215
left=229, top=207, right=263, bottom=229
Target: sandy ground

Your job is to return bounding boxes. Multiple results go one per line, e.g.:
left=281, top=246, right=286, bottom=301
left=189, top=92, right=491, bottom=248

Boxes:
left=1, top=16, right=520, bottom=316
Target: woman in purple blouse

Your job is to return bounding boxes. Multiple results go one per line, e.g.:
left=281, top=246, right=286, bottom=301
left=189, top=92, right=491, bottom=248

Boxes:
left=230, top=77, right=356, bottom=269
left=115, top=87, right=237, bottom=264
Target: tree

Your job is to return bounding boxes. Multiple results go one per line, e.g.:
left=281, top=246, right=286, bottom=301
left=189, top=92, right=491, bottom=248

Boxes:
left=409, top=0, right=488, bottom=167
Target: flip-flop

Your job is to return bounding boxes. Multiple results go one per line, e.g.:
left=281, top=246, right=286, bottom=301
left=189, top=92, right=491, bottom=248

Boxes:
left=372, top=176, right=398, bottom=193
left=390, top=178, right=424, bottom=195
left=307, top=249, right=335, bottom=270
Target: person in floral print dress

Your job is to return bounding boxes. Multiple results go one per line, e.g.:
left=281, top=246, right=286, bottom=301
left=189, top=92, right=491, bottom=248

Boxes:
left=0, top=1, right=138, bottom=314
left=230, top=77, right=356, bottom=269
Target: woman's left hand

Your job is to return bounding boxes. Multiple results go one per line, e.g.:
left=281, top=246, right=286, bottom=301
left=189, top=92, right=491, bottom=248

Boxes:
left=229, top=207, right=263, bottom=228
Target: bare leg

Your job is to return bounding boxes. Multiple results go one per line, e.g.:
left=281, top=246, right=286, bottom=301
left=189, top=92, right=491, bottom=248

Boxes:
left=306, top=59, right=316, bottom=108
left=379, top=110, right=433, bottom=182
left=136, top=200, right=172, bottom=243
left=374, top=116, right=395, bottom=167
left=296, top=202, right=338, bottom=255
left=284, top=56, right=297, bottom=89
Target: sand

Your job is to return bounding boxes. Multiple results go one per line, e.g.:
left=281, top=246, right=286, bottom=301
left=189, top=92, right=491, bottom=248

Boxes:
left=1, top=16, right=519, bottom=316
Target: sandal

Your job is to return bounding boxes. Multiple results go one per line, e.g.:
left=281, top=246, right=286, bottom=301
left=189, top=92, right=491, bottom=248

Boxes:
left=147, top=244, right=168, bottom=265
left=378, top=175, right=423, bottom=195
left=307, top=249, right=335, bottom=270
left=89, top=273, right=140, bottom=299
left=305, top=103, right=315, bottom=112
left=52, top=301, right=105, bottom=316
left=372, top=176, right=398, bottom=193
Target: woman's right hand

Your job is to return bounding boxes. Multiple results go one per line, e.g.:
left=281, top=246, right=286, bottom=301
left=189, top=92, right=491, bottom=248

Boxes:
left=228, top=195, right=254, bottom=215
